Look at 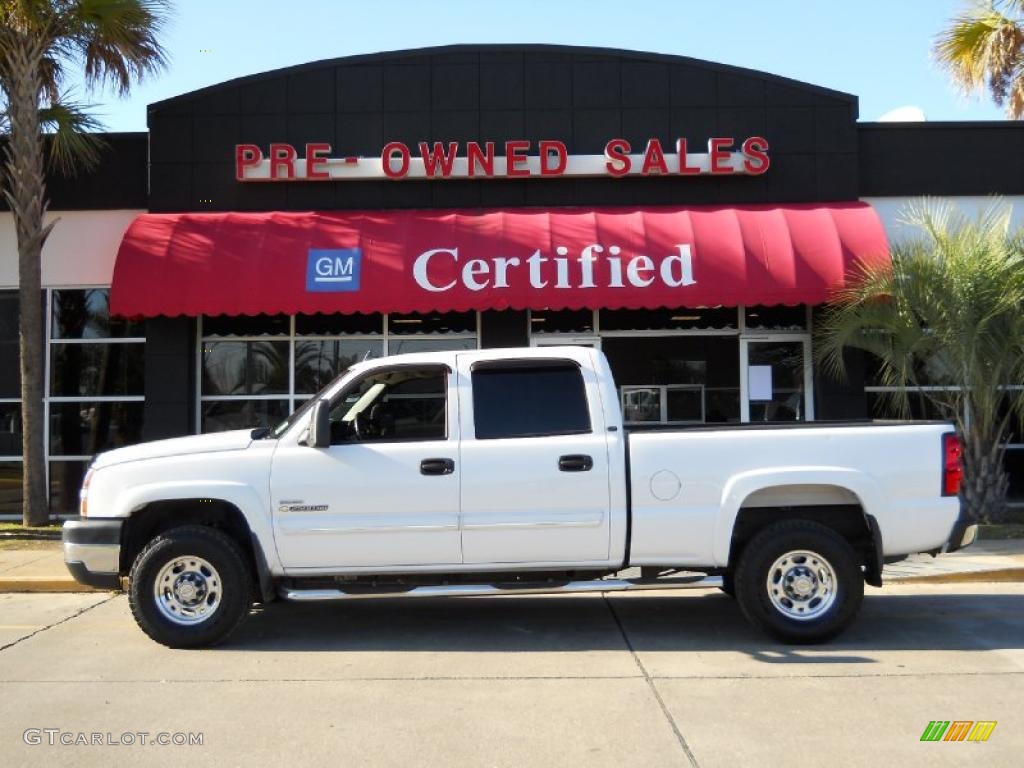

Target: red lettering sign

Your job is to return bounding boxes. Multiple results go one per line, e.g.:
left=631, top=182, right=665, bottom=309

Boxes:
left=741, top=136, right=770, bottom=175
left=467, top=141, right=495, bottom=177
left=505, top=140, right=531, bottom=177
left=305, top=143, right=331, bottom=180
left=676, top=138, right=701, bottom=175
left=268, top=143, right=297, bottom=180
left=382, top=142, right=411, bottom=179
left=235, top=144, right=263, bottom=180
left=419, top=142, right=459, bottom=178
left=539, top=140, right=567, bottom=176
left=641, top=139, right=668, bottom=175
left=709, top=138, right=735, bottom=174
left=233, top=136, right=771, bottom=181
left=604, top=139, right=631, bottom=176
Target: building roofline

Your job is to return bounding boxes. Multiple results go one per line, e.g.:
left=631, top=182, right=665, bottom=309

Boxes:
left=147, top=43, right=856, bottom=113
left=859, top=120, right=1024, bottom=129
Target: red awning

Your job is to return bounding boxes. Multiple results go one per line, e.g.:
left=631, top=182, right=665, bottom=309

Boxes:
left=109, top=203, right=889, bottom=318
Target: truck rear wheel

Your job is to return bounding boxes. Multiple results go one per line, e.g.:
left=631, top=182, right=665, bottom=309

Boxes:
left=128, top=525, right=252, bottom=649
left=734, top=520, right=863, bottom=644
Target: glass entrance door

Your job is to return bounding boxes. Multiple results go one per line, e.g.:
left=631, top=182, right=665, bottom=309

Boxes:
left=741, top=337, right=813, bottom=422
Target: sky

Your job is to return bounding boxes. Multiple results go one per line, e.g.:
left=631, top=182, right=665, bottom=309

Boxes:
left=72, top=0, right=1007, bottom=132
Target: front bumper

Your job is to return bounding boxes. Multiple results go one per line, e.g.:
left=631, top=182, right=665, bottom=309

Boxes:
left=62, top=518, right=123, bottom=590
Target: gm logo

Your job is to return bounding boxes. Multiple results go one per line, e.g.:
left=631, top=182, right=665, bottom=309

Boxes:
left=306, top=248, right=361, bottom=292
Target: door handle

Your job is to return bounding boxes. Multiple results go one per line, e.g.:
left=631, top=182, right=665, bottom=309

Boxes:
left=558, top=454, right=593, bottom=472
left=420, top=458, right=455, bottom=476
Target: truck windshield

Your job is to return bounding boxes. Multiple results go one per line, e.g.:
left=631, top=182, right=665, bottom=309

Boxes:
left=264, top=366, right=353, bottom=439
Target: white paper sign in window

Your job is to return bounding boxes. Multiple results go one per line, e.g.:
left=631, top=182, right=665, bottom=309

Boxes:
left=749, top=365, right=773, bottom=401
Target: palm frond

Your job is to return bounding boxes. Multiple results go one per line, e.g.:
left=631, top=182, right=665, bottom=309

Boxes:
left=818, top=198, right=1024, bottom=459
left=934, top=1, right=1024, bottom=116
left=39, top=97, right=105, bottom=174
left=63, top=0, right=170, bottom=95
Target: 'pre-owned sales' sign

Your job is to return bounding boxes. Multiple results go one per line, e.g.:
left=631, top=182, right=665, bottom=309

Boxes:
left=234, top=137, right=770, bottom=182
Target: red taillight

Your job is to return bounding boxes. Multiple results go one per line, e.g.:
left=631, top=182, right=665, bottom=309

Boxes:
left=942, top=433, right=963, bottom=497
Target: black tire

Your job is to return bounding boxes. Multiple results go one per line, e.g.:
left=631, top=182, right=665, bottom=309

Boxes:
left=128, top=525, right=252, bottom=649
left=734, top=520, right=863, bottom=644
left=719, top=572, right=736, bottom=598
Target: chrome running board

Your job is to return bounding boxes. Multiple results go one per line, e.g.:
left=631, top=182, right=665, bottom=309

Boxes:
left=279, top=575, right=723, bottom=602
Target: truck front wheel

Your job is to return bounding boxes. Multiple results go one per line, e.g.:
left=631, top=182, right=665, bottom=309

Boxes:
left=128, top=525, right=253, bottom=648
left=734, top=520, right=863, bottom=644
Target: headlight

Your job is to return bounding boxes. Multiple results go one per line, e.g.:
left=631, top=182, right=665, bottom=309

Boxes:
left=79, top=466, right=95, bottom=517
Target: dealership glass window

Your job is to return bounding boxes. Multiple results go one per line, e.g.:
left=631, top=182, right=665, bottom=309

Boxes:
left=0, top=403, right=23, bottom=456
left=0, top=292, right=22, bottom=482
left=743, top=305, right=808, bottom=331
left=0, top=461, right=23, bottom=515
left=48, top=460, right=90, bottom=518
left=387, top=337, right=477, bottom=355
left=198, top=312, right=478, bottom=433
left=294, top=339, right=383, bottom=395
left=49, top=401, right=145, bottom=456
left=296, top=313, right=384, bottom=336
left=1000, top=394, right=1024, bottom=501
left=199, top=315, right=296, bottom=433
left=0, top=292, right=21, bottom=399
left=388, top=311, right=476, bottom=335
left=603, top=336, right=741, bottom=424
left=746, top=340, right=808, bottom=421
left=202, top=340, right=290, bottom=396
left=202, top=313, right=290, bottom=337
left=49, top=342, right=145, bottom=397
left=601, top=307, right=738, bottom=332
left=530, top=309, right=596, bottom=334
left=201, top=399, right=292, bottom=434
left=0, top=291, right=22, bottom=516
left=50, top=289, right=144, bottom=339
left=47, top=288, right=146, bottom=516
left=294, top=315, right=387, bottom=398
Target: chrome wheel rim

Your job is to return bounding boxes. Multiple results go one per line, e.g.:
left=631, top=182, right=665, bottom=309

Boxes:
left=153, top=555, right=222, bottom=626
left=766, top=550, right=837, bottom=621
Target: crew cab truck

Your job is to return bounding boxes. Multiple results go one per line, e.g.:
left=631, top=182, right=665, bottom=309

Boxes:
left=63, top=347, right=975, bottom=648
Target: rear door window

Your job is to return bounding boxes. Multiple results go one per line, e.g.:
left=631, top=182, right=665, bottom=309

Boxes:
left=471, top=361, right=591, bottom=439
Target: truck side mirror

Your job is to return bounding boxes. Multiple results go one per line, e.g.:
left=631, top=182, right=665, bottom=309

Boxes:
left=307, top=399, right=331, bottom=448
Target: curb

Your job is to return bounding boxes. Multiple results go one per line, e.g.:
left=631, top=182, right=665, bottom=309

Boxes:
left=0, top=579, right=111, bottom=594
left=886, top=568, right=1024, bottom=585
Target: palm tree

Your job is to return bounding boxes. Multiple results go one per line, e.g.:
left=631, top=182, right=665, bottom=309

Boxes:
left=935, top=0, right=1024, bottom=118
left=817, top=200, right=1024, bottom=524
left=0, top=1, right=168, bottom=525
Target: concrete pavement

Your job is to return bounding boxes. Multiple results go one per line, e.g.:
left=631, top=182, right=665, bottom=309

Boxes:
left=1, top=583, right=1022, bottom=767
left=883, top=539, right=1024, bottom=583
left=0, top=548, right=102, bottom=593
left=1, top=539, right=1022, bottom=593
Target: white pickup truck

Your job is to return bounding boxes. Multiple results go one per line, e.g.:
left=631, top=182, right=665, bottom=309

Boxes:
left=63, top=346, right=974, bottom=648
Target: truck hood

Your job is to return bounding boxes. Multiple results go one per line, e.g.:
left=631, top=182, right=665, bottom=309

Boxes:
left=92, top=429, right=256, bottom=469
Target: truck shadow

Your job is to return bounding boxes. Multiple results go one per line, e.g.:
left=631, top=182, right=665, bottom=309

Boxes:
left=225, top=590, right=1024, bottom=663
